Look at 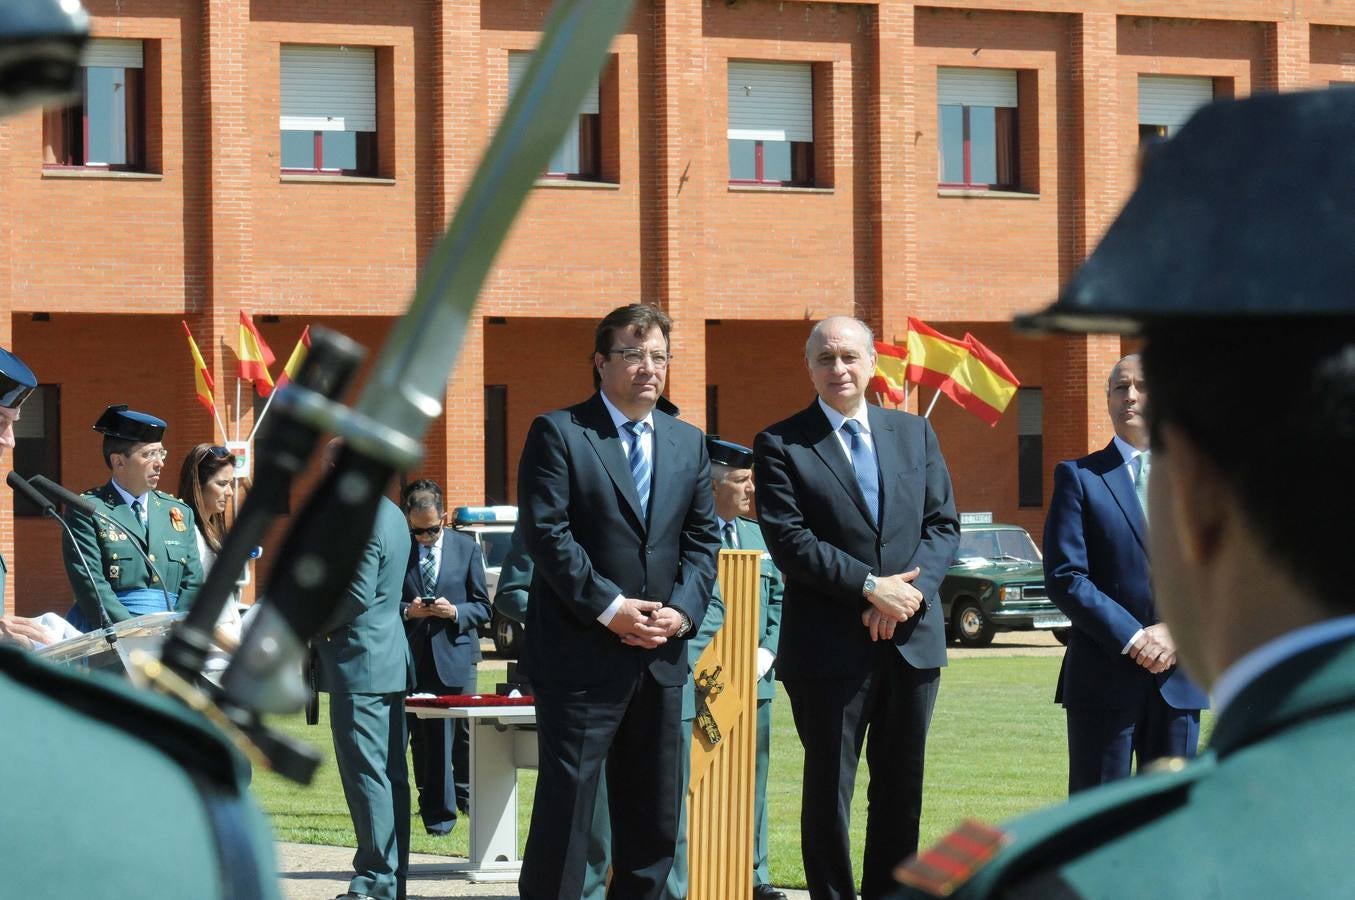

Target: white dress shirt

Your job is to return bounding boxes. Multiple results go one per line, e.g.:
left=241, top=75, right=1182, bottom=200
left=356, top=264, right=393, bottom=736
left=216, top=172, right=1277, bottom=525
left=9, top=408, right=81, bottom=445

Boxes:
left=596, top=391, right=656, bottom=627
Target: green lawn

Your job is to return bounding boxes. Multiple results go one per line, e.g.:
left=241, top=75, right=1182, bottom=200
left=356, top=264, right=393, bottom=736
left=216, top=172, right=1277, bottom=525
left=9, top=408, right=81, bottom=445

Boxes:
left=252, top=655, right=1213, bottom=889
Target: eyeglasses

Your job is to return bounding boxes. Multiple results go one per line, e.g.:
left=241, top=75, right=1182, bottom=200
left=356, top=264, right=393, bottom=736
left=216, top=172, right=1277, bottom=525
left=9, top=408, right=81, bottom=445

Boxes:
left=135, top=448, right=170, bottom=462
left=409, top=525, right=443, bottom=537
left=607, top=348, right=673, bottom=368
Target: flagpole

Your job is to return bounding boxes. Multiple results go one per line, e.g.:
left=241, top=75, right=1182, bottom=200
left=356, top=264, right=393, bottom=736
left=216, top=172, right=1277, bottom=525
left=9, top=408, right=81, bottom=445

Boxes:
left=235, top=377, right=242, bottom=443
left=924, top=390, right=942, bottom=418
left=247, top=388, right=279, bottom=443
left=210, top=401, right=229, bottom=444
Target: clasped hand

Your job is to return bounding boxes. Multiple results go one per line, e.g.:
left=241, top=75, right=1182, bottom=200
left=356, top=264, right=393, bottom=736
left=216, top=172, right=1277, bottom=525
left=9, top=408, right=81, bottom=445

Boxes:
left=1128, top=623, right=1176, bottom=674
left=861, top=567, right=923, bottom=641
left=408, top=597, right=457, bottom=621
left=609, top=598, right=682, bottom=649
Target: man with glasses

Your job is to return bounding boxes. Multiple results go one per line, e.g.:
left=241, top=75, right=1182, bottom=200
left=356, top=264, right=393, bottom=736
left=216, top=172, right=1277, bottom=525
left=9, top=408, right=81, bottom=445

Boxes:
left=62, top=404, right=204, bottom=631
left=516, top=303, right=720, bottom=899
left=399, top=479, right=491, bottom=836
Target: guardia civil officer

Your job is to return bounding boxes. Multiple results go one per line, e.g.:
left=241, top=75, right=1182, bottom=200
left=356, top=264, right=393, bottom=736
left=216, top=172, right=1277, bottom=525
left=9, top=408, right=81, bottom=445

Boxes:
left=893, top=88, right=1355, bottom=898
left=62, top=404, right=204, bottom=631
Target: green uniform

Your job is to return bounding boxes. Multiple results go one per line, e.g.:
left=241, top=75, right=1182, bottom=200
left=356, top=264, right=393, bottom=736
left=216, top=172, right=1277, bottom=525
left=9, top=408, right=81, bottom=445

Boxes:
left=62, top=482, right=203, bottom=627
left=732, top=515, right=785, bottom=890
left=0, top=643, right=279, bottom=897
left=893, top=632, right=1355, bottom=899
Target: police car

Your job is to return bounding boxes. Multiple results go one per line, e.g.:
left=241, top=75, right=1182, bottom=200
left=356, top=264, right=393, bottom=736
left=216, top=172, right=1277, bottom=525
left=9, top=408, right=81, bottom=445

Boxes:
left=451, top=506, right=518, bottom=652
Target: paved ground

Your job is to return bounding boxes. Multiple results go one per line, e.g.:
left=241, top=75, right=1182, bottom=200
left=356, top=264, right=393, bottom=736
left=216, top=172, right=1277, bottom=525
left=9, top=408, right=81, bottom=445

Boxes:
left=276, top=841, right=811, bottom=899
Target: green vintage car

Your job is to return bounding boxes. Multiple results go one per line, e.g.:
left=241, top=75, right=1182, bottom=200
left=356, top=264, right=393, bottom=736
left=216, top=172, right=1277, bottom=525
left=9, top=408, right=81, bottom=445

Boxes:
left=941, top=522, right=1070, bottom=647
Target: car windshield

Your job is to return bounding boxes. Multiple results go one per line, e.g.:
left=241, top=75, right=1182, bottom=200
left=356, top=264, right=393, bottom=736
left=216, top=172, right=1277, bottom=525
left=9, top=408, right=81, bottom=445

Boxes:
left=481, top=531, right=515, bottom=569
left=957, top=528, right=1041, bottom=563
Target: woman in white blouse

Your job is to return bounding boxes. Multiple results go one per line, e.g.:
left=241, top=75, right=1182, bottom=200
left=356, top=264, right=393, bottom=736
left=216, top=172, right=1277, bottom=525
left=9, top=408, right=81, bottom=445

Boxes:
left=176, top=443, right=244, bottom=644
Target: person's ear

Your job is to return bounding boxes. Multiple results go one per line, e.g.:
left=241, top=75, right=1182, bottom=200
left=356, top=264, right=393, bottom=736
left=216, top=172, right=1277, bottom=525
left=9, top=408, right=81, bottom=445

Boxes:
left=1158, top=424, right=1228, bottom=566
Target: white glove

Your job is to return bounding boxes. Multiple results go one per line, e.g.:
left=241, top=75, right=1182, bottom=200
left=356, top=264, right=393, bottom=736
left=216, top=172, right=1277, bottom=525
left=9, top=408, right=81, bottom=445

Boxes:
left=756, top=647, right=776, bottom=680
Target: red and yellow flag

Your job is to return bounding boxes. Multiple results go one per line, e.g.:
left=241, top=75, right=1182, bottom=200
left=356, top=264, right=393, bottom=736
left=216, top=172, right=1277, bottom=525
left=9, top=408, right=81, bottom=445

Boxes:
left=181, top=321, right=217, bottom=413
left=238, top=310, right=276, bottom=397
left=868, top=341, right=908, bottom=404
left=275, top=325, right=312, bottom=389
left=956, top=333, right=1021, bottom=426
left=905, top=318, right=970, bottom=403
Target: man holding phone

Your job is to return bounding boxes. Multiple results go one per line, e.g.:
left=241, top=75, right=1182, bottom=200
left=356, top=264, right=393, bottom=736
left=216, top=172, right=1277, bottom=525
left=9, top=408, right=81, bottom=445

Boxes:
left=401, top=480, right=492, bottom=835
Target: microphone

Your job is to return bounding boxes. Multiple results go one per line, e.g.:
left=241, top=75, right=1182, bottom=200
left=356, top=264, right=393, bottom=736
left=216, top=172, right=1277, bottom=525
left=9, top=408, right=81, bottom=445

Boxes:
left=29, top=475, right=173, bottom=619
left=9, top=472, right=116, bottom=642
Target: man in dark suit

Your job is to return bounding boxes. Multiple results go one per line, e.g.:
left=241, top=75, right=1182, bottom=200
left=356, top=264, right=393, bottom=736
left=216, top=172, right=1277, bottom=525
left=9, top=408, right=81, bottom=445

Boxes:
left=754, top=316, right=960, bottom=900
left=1044, top=354, right=1207, bottom=793
left=313, top=441, right=414, bottom=900
left=516, top=303, right=720, bottom=900
left=400, top=479, right=492, bottom=834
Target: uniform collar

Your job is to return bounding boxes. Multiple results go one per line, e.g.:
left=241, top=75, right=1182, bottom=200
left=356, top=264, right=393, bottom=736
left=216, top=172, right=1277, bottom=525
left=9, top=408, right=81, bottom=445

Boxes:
left=109, top=479, right=149, bottom=510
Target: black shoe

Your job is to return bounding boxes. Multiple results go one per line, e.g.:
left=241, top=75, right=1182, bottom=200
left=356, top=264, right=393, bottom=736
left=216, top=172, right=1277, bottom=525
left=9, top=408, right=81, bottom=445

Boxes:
left=424, top=824, right=453, bottom=836
left=334, top=894, right=376, bottom=900
left=753, top=886, right=788, bottom=900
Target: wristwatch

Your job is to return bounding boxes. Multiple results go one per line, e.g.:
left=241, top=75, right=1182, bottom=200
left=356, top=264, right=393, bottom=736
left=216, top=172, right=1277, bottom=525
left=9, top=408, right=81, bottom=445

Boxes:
left=675, top=611, right=692, bottom=637
left=862, top=574, right=878, bottom=598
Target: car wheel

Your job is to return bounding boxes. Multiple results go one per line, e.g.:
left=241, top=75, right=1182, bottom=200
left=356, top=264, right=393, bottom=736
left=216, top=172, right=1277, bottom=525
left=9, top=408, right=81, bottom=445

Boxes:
left=492, top=610, right=522, bottom=658
left=1052, top=627, right=1070, bottom=646
left=951, top=598, right=994, bottom=648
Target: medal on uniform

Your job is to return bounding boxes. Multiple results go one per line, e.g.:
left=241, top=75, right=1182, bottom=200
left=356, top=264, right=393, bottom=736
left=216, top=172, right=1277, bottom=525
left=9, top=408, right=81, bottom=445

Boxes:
left=169, top=507, right=187, bottom=532
left=108, top=565, right=120, bottom=580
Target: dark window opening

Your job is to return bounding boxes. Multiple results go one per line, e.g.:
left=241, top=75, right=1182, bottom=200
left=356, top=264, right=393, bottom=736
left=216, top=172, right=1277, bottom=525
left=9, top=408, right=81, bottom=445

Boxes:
left=1017, top=387, right=1043, bottom=508
left=485, top=385, right=508, bottom=505
left=14, top=386, right=61, bottom=517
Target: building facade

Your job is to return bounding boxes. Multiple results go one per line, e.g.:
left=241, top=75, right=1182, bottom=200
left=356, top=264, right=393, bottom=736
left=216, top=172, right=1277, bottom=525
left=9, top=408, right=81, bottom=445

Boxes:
left=1, top=0, right=1347, bottom=613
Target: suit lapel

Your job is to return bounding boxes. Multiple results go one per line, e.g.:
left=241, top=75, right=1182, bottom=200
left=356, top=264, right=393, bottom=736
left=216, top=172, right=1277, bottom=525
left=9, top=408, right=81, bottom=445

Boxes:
left=1095, top=444, right=1146, bottom=550
left=648, top=412, right=680, bottom=529
left=868, top=406, right=904, bottom=533
left=405, top=543, right=423, bottom=597
left=435, top=536, right=461, bottom=598
left=579, top=394, right=646, bottom=531
left=806, top=403, right=877, bottom=530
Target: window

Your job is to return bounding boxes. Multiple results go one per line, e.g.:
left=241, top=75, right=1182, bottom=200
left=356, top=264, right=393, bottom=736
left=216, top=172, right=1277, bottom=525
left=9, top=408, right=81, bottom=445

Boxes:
left=14, top=385, right=61, bottom=518
left=706, top=384, right=719, bottom=436
left=1138, top=75, right=1214, bottom=143
left=508, top=51, right=601, bottom=180
left=1017, top=387, right=1043, bottom=508
left=485, top=385, right=507, bottom=505
left=937, top=67, right=1018, bottom=189
left=727, top=60, right=814, bottom=186
left=43, top=39, right=145, bottom=170
left=279, top=45, right=377, bottom=175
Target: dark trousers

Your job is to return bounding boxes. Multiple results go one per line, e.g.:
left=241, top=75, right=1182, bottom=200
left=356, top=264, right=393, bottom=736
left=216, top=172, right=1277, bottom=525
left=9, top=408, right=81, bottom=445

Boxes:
left=329, top=691, right=411, bottom=900
left=520, top=669, right=684, bottom=900
left=784, top=650, right=940, bottom=900
left=1066, top=692, right=1201, bottom=793
left=407, top=653, right=471, bottom=831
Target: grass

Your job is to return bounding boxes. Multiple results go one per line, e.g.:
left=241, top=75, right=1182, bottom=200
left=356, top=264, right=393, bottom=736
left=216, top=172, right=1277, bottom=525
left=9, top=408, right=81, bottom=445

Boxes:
left=252, top=655, right=1213, bottom=890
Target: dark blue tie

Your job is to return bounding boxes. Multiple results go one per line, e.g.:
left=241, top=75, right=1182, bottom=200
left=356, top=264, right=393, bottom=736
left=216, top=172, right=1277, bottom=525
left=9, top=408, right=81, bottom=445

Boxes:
left=623, top=420, right=651, bottom=519
left=841, top=420, right=880, bottom=523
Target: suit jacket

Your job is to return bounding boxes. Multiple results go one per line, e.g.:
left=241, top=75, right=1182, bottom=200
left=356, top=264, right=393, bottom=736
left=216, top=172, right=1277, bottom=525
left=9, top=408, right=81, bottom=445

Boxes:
left=892, top=632, right=1355, bottom=899
left=1044, top=442, right=1207, bottom=710
left=401, top=528, right=492, bottom=689
left=315, top=497, right=415, bottom=695
left=62, top=483, right=204, bottom=624
left=754, top=401, right=960, bottom=678
left=517, top=392, right=721, bottom=689
left=732, top=517, right=784, bottom=701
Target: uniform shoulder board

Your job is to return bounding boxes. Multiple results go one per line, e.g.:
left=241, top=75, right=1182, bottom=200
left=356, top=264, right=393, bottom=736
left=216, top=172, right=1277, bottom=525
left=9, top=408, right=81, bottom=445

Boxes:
left=155, top=489, right=188, bottom=505
left=894, top=819, right=1009, bottom=896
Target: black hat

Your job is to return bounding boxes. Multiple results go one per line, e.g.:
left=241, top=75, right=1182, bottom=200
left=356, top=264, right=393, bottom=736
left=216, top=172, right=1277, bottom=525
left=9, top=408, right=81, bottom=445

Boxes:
left=1017, top=88, right=1355, bottom=334
left=0, top=346, right=37, bottom=409
left=707, top=437, right=753, bottom=469
left=93, top=404, right=166, bottom=443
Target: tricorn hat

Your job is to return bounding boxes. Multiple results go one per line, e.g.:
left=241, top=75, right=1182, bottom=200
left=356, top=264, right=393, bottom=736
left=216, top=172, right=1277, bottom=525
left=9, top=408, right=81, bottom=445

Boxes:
left=0, top=346, right=37, bottom=409
left=706, top=436, right=754, bottom=469
left=1017, top=88, right=1355, bottom=334
left=93, top=404, right=166, bottom=443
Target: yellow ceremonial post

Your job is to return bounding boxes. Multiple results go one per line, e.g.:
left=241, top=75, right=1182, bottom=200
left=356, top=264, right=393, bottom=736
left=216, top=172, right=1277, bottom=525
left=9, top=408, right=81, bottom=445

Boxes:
left=687, top=548, right=760, bottom=899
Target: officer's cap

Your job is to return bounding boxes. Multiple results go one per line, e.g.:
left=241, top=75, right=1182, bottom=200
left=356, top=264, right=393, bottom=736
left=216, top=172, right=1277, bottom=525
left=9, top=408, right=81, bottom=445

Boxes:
left=1018, top=88, right=1355, bottom=334
left=93, top=404, right=165, bottom=443
left=707, top=437, right=754, bottom=469
left=0, top=346, right=37, bottom=409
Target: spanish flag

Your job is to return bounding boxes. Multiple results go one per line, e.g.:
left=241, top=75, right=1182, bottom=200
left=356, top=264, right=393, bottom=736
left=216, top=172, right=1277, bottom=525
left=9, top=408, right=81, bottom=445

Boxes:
left=181, top=321, right=217, bottom=413
left=275, top=325, right=312, bottom=389
left=905, top=318, right=969, bottom=403
left=238, top=311, right=276, bottom=397
left=868, top=341, right=909, bottom=404
left=956, top=333, right=1020, bottom=427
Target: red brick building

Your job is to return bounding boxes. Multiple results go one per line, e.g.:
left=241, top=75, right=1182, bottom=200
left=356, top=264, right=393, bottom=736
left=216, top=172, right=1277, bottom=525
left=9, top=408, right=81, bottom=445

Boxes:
left=0, top=0, right=1347, bottom=614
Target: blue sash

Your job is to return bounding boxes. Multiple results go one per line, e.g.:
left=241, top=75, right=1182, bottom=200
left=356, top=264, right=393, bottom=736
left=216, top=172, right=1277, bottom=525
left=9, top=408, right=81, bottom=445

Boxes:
left=66, top=588, right=178, bottom=633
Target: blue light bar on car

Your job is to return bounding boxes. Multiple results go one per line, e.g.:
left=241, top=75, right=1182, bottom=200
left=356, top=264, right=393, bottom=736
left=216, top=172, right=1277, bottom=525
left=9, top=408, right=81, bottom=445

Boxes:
left=453, top=505, right=518, bottom=524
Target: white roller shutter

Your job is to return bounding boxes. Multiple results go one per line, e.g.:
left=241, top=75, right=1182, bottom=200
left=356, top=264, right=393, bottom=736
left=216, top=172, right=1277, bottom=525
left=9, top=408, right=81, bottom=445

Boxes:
left=727, top=60, right=813, bottom=142
left=937, top=67, right=1017, bottom=108
left=508, top=51, right=599, bottom=115
left=1138, top=75, right=1213, bottom=132
left=280, top=45, right=376, bottom=133
left=81, top=38, right=143, bottom=70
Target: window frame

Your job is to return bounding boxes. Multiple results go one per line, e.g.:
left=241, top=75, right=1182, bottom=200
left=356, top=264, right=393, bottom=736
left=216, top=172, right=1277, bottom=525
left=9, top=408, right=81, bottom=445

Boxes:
left=937, top=103, right=1018, bottom=191
left=727, top=59, right=816, bottom=188
left=278, top=44, right=379, bottom=178
left=42, top=42, right=147, bottom=172
left=508, top=50, right=604, bottom=182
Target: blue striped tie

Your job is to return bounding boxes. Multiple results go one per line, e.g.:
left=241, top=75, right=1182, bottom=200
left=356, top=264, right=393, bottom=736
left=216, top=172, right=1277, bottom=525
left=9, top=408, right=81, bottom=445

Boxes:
left=841, top=420, right=880, bottom=523
left=623, top=420, right=651, bottom=519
